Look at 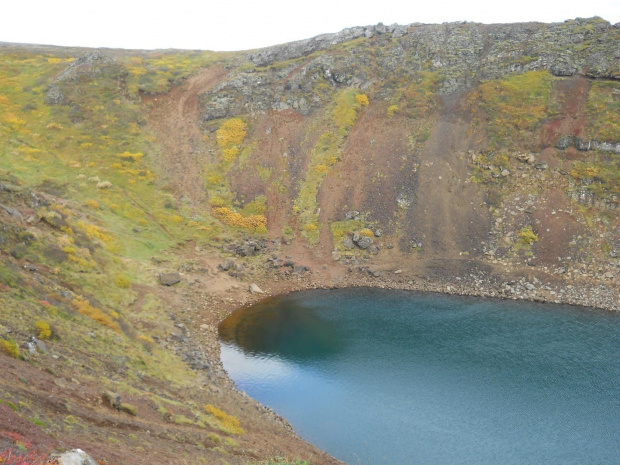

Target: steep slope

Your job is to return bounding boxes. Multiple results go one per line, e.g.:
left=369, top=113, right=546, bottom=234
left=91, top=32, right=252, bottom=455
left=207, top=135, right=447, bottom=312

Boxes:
left=0, top=17, right=619, bottom=465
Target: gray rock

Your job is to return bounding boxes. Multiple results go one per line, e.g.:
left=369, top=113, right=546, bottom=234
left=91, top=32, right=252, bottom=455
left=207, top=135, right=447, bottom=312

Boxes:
left=44, top=85, right=66, bottom=105
left=342, top=235, right=355, bottom=249
left=501, top=169, right=510, bottom=177
left=218, top=260, right=234, bottom=271
left=159, top=272, right=181, bottom=286
left=575, top=138, right=592, bottom=151
left=249, top=283, right=265, bottom=294
left=515, top=152, right=536, bottom=164
left=293, top=265, right=310, bottom=274
left=356, top=236, right=374, bottom=249
left=374, top=229, right=382, bottom=237
left=52, top=449, right=97, bottom=465
left=345, top=210, right=360, bottom=220
left=33, top=337, right=48, bottom=353
left=556, top=135, right=576, bottom=150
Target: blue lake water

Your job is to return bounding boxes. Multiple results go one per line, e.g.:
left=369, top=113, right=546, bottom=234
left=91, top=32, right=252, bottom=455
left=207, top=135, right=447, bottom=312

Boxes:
left=219, top=288, right=620, bottom=464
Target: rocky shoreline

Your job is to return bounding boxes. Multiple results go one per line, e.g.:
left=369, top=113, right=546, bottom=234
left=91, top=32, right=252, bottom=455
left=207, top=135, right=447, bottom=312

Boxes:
left=163, top=257, right=617, bottom=458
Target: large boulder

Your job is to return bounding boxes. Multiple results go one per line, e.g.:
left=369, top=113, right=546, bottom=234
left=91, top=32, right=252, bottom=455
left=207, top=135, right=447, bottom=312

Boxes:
left=159, top=272, right=181, bottom=286
left=52, top=449, right=97, bottom=465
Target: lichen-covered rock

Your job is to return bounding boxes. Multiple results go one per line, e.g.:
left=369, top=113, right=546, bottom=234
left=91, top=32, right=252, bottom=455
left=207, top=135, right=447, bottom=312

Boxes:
left=159, top=272, right=181, bottom=286
left=51, top=449, right=97, bottom=465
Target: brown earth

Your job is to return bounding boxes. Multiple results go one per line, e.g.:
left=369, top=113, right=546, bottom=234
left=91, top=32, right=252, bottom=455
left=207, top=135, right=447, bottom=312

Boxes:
left=2, top=61, right=619, bottom=465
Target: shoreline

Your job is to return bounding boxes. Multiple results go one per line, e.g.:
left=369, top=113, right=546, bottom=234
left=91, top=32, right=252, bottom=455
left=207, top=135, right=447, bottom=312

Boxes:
left=188, top=263, right=617, bottom=463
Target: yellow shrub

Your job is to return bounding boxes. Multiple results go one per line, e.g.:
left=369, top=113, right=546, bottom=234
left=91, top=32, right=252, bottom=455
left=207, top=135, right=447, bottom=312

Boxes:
left=117, top=151, right=144, bottom=162
left=35, top=321, right=52, bottom=340
left=114, top=275, right=131, bottom=289
left=77, top=222, right=114, bottom=243
left=314, top=164, right=329, bottom=175
left=387, top=105, right=399, bottom=117
left=168, top=214, right=184, bottom=224
left=355, top=94, right=369, bottom=106
left=85, top=199, right=100, bottom=210
left=71, top=297, right=120, bottom=332
left=2, top=114, right=27, bottom=129
left=359, top=228, right=374, bottom=237
left=206, top=173, right=223, bottom=185
left=213, top=207, right=266, bottom=232
left=0, top=338, right=20, bottom=358
left=203, top=405, right=244, bottom=435
left=305, top=223, right=318, bottom=231
left=216, top=118, right=247, bottom=147
left=222, top=146, right=239, bottom=162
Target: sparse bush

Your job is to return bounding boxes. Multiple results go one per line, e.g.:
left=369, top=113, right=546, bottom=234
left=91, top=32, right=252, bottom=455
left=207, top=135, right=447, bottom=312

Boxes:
left=35, top=321, right=51, bottom=340
left=84, top=199, right=100, bottom=210
left=0, top=338, right=20, bottom=358
left=216, top=118, right=247, bottom=147
left=213, top=207, right=266, bottom=233
left=117, top=151, right=144, bottom=162
left=113, top=275, right=131, bottom=289
left=71, top=297, right=120, bottom=332
left=518, top=226, right=539, bottom=245
left=355, top=94, right=369, bottom=106
left=119, top=403, right=137, bottom=416
left=203, top=404, right=244, bottom=435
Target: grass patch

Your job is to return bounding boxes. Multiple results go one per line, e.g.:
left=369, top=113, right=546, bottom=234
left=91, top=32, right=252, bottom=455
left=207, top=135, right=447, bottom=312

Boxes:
left=472, top=70, right=554, bottom=150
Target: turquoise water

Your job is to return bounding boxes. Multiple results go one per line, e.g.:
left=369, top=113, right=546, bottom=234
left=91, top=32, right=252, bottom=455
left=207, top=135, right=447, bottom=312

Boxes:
left=219, top=288, right=620, bottom=464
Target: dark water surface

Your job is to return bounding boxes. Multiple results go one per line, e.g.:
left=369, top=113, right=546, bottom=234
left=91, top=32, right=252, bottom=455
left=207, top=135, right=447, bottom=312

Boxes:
left=219, top=288, right=620, bottom=464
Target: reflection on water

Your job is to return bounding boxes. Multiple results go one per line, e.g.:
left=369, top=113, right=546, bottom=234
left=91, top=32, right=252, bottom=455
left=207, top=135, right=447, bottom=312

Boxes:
left=219, top=295, right=344, bottom=361
left=219, top=288, right=620, bottom=465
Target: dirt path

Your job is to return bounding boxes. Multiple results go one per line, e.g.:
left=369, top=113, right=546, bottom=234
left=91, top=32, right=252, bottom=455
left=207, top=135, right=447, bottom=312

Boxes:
left=144, top=66, right=228, bottom=207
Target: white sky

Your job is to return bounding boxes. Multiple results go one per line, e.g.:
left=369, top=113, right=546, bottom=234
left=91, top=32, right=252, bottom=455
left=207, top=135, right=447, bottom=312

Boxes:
left=3, top=0, right=619, bottom=52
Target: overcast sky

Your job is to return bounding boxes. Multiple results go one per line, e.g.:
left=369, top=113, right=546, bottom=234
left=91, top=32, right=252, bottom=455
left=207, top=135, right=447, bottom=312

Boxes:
left=3, top=0, right=619, bottom=51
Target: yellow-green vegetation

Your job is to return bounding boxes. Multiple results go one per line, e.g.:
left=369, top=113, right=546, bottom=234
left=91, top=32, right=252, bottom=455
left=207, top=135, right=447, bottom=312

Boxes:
left=390, top=71, right=441, bottom=118
left=470, top=152, right=512, bottom=185
left=586, top=81, right=620, bottom=141
left=202, top=118, right=269, bottom=232
left=330, top=219, right=363, bottom=242
left=355, top=94, right=369, bottom=106
left=203, top=404, right=245, bottom=435
left=71, top=296, right=121, bottom=332
left=474, top=71, right=554, bottom=149
left=122, top=50, right=226, bottom=95
left=0, top=337, right=20, bottom=358
left=0, top=49, right=218, bottom=261
left=295, top=88, right=366, bottom=243
left=570, top=160, right=620, bottom=196
left=119, top=403, right=137, bottom=416
left=34, top=320, right=51, bottom=340
left=518, top=226, right=539, bottom=245
left=113, top=275, right=131, bottom=289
